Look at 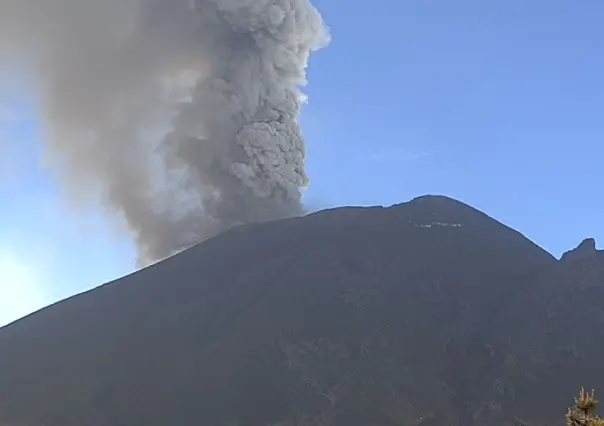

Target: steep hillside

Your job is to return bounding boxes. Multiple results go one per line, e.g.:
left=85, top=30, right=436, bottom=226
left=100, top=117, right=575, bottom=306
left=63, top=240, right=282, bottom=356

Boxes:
left=491, top=239, right=604, bottom=426
left=0, top=195, right=578, bottom=426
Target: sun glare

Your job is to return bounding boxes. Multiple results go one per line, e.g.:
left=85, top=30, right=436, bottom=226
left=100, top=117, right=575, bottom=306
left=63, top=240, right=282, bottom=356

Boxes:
left=0, top=253, right=47, bottom=326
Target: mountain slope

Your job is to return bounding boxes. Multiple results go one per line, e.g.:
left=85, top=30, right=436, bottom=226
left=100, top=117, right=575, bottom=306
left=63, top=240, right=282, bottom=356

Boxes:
left=0, top=195, right=570, bottom=426
left=491, top=239, right=604, bottom=426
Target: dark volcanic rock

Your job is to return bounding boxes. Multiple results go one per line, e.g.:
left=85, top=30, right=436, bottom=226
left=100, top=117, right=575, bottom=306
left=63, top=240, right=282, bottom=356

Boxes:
left=491, top=238, right=604, bottom=426
left=0, top=195, right=593, bottom=426
left=561, top=238, right=599, bottom=262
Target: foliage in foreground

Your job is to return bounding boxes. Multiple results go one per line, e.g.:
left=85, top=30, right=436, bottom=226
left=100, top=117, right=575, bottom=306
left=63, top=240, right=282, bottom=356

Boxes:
left=566, top=388, right=604, bottom=426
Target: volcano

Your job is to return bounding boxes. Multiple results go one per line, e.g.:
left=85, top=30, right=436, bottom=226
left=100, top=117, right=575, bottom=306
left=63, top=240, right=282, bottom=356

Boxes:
left=1, top=195, right=602, bottom=426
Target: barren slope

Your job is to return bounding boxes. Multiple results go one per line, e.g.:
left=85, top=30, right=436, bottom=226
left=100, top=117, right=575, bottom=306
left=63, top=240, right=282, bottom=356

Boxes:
left=0, top=195, right=568, bottom=426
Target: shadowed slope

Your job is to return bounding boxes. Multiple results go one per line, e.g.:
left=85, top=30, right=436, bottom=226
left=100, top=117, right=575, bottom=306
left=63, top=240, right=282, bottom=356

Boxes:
left=0, top=195, right=561, bottom=426
left=490, top=240, right=604, bottom=426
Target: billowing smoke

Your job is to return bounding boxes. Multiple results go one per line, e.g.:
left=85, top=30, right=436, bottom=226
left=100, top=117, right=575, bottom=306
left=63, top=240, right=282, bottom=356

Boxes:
left=0, top=0, right=329, bottom=265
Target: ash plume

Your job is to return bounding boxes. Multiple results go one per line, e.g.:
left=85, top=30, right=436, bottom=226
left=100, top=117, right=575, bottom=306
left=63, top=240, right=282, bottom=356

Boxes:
left=0, top=0, right=329, bottom=265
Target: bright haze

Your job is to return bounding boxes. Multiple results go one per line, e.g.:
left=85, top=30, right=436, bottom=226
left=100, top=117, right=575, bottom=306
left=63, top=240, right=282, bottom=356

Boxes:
left=0, top=0, right=329, bottom=266
left=0, top=0, right=603, bottom=327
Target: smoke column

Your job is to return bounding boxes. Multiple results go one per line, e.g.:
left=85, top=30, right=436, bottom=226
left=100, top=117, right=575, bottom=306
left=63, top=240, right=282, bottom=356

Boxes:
left=0, top=0, right=329, bottom=265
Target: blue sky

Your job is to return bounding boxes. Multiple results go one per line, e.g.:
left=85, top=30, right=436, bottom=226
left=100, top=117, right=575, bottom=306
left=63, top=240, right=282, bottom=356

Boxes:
left=0, top=0, right=602, bottom=325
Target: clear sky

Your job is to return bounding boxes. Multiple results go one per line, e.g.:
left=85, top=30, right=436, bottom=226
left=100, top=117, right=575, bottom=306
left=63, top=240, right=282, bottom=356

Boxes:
left=0, top=0, right=602, bottom=326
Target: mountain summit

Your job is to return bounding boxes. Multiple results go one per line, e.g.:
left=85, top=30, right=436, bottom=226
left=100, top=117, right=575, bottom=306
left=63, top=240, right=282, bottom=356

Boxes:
left=0, top=195, right=600, bottom=426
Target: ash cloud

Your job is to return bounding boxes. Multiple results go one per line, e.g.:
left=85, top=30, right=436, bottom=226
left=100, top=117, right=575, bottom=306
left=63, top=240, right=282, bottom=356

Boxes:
left=0, top=0, right=329, bottom=265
